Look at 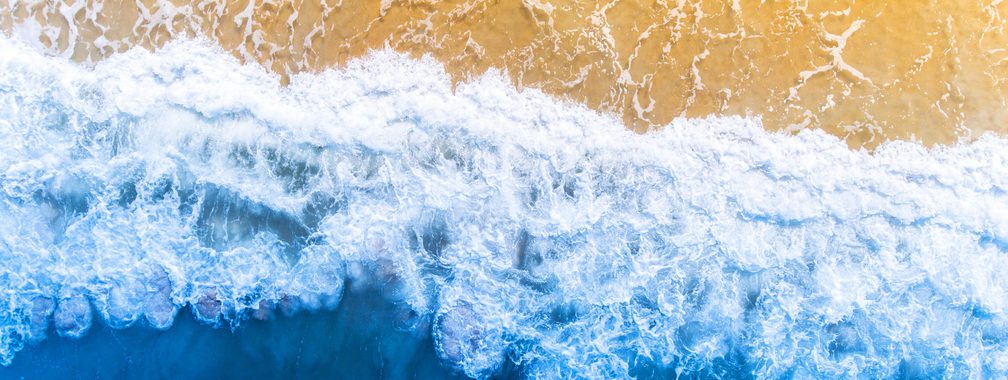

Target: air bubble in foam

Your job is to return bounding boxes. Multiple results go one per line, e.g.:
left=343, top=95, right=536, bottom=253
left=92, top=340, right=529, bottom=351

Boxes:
left=434, top=301, right=507, bottom=377
left=27, top=296, right=54, bottom=343
left=194, top=287, right=223, bottom=324
left=143, top=269, right=177, bottom=330
left=53, top=292, right=92, bottom=339
left=96, top=278, right=145, bottom=329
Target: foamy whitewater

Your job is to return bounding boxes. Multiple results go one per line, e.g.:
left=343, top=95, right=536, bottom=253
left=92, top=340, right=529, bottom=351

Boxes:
left=1, top=34, right=1008, bottom=378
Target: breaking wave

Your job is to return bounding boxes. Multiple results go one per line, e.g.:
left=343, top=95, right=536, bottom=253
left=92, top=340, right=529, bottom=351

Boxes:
left=1, top=35, right=1008, bottom=378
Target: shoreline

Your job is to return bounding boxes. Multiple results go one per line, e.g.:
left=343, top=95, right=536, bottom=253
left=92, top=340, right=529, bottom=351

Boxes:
left=4, top=0, right=1008, bottom=149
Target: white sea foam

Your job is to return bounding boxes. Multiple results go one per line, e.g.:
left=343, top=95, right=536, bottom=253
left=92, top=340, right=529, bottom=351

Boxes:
left=1, top=34, right=1007, bottom=378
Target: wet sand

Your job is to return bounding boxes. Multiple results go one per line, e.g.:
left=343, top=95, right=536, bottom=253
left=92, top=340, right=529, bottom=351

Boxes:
left=3, top=0, right=1007, bottom=148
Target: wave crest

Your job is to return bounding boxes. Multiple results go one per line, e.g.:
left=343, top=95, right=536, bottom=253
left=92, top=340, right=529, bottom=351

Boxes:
left=1, top=36, right=1007, bottom=378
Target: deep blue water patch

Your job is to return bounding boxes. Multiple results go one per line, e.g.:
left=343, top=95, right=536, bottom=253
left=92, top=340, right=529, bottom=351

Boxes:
left=1, top=288, right=475, bottom=380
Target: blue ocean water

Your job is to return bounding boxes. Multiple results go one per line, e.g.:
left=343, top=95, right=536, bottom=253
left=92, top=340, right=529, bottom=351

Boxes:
left=1, top=35, right=1008, bottom=378
left=0, top=291, right=472, bottom=379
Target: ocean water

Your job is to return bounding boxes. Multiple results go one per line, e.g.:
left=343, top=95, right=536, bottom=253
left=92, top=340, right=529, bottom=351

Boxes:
left=1, top=31, right=1008, bottom=379
left=0, top=294, right=469, bottom=379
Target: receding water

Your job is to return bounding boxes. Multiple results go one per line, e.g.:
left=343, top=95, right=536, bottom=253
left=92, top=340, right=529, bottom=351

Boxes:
left=5, top=1, right=1008, bottom=147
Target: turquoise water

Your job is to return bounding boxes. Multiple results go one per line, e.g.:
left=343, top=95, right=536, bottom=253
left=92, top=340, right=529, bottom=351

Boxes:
left=1, top=34, right=1008, bottom=378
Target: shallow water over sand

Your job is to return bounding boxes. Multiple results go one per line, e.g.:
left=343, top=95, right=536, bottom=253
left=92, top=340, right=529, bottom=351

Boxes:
left=4, top=1, right=1008, bottom=148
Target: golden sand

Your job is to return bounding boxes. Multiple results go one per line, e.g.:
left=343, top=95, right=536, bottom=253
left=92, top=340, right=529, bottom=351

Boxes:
left=4, top=0, right=1008, bottom=148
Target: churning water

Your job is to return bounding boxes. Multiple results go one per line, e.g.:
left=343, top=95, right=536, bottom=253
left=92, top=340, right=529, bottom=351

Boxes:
left=0, top=34, right=1008, bottom=378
